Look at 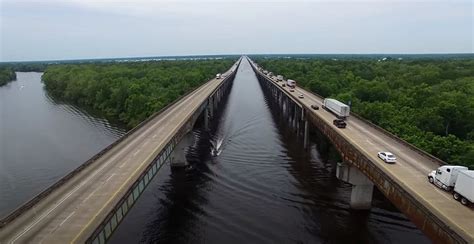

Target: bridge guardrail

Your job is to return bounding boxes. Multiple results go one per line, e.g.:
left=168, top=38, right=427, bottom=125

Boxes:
left=0, top=58, right=242, bottom=229
left=249, top=58, right=446, bottom=168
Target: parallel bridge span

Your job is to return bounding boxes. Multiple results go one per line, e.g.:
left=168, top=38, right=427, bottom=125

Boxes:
left=248, top=57, right=473, bottom=244
left=0, top=58, right=242, bottom=243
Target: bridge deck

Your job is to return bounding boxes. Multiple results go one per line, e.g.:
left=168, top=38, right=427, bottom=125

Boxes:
left=252, top=60, right=474, bottom=243
left=0, top=61, right=240, bottom=243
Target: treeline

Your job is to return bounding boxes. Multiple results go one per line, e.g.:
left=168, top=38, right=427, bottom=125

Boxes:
left=0, top=63, right=48, bottom=72
left=255, top=58, right=474, bottom=168
left=42, top=59, right=235, bottom=128
left=0, top=67, right=16, bottom=86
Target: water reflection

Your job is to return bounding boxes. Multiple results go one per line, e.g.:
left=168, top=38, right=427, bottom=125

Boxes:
left=110, top=60, right=429, bottom=243
left=0, top=72, right=125, bottom=217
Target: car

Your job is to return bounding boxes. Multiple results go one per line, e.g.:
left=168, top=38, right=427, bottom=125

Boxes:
left=290, top=89, right=295, bottom=92
left=216, top=73, right=222, bottom=79
left=377, top=151, right=396, bottom=164
left=333, top=119, right=346, bottom=128
left=298, top=94, right=304, bottom=99
left=282, top=84, right=286, bottom=87
left=311, top=105, right=319, bottom=110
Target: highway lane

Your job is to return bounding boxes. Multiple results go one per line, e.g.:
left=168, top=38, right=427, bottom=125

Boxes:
left=0, top=60, right=240, bottom=243
left=253, top=61, right=474, bottom=243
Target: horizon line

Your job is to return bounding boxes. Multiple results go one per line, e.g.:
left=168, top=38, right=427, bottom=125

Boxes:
left=2, top=52, right=473, bottom=63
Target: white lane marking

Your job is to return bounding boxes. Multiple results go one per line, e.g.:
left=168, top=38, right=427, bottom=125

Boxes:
left=82, top=187, right=100, bottom=203
left=9, top=68, right=226, bottom=242
left=38, top=211, right=76, bottom=244
left=119, top=157, right=130, bottom=169
left=133, top=149, right=141, bottom=156
left=59, top=211, right=75, bottom=227
left=152, top=134, right=157, bottom=139
left=105, top=173, right=115, bottom=182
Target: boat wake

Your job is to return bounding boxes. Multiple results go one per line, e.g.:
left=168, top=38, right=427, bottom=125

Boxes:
left=210, top=137, right=224, bottom=157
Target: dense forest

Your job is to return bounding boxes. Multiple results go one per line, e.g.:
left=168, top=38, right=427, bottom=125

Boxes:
left=42, top=59, right=235, bottom=128
left=255, top=58, right=474, bottom=168
left=0, top=67, right=16, bottom=86
left=0, top=63, right=48, bottom=72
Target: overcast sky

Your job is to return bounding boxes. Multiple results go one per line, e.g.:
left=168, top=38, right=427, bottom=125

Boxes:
left=0, top=0, right=472, bottom=61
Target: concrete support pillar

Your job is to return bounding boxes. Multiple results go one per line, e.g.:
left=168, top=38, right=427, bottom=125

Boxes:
left=297, top=107, right=301, bottom=132
left=280, top=92, right=283, bottom=108
left=288, top=103, right=292, bottom=124
left=170, top=132, right=194, bottom=168
left=336, top=162, right=374, bottom=209
left=204, top=106, right=209, bottom=130
left=209, top=97, right=214, bottom=118
left=295, top=107, right=300, bottom=133
left=303, top=120, right=309, bottom=149
left=293, top=104, right=298, bottom=130
left=350, top=184, right=373, bottom=210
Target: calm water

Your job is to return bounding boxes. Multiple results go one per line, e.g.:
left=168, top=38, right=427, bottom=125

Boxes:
left=0, top=72, right=125, bottom=217
left=110, top=60, right=430, bottom=243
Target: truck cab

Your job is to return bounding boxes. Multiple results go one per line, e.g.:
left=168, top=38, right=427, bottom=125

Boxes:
left=428, top=165, right=468, bottom=190
left=287, top=79, right=296, bottom=88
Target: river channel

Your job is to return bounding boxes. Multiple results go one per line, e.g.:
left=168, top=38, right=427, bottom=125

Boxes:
left=1, top=65, right=429, bottom=243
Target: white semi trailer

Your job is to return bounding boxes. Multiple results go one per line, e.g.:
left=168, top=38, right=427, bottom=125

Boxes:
left=323, top=98, right=350, bottom=119
left=428, top=165, right=474, bottom=206
left=286, top=79, right=296, bottom=88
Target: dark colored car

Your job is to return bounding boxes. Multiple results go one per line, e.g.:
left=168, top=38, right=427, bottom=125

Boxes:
left=311, top=105, right=319, bottom=110
left=333, top=119, right=346, bottom=128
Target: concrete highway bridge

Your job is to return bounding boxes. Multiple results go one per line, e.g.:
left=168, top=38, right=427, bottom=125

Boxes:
left=247, top=57, right=473, bottom=244
left=0, top=57, right=242, bottom=243
left=0, top=56, right=472, bottom=243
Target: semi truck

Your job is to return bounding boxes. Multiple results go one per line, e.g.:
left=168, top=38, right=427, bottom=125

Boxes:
left=287, top=79, right=296, bottom=88
left=322, top=98, right=350, bottom=119
left=428, top=165, right=474, bottom=206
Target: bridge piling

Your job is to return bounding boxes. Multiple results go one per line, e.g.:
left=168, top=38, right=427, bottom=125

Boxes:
left=204, top=106, right=209, bottom=130
left=209, top=97, right=214, bottom=118
left=293, top=107, right=296, bottom=131
left=303, top=120, right=309, bottom=149
left=336, top=162, right=374, bottom=209
left=170, top=132, right=194, bottom=168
